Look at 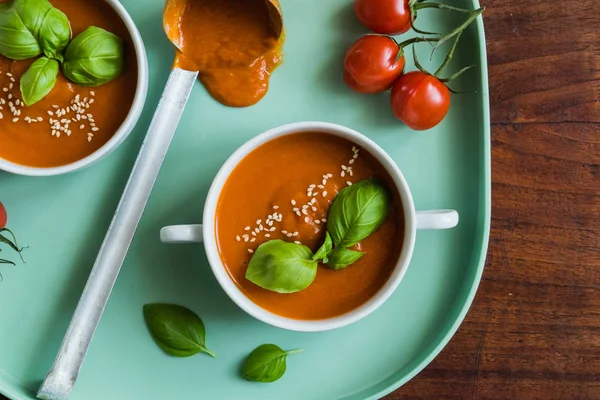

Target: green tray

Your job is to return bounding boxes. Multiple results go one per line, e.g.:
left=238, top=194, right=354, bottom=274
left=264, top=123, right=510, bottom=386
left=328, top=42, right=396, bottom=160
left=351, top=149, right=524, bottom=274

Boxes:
left=0, top=0, right=489, bottom=399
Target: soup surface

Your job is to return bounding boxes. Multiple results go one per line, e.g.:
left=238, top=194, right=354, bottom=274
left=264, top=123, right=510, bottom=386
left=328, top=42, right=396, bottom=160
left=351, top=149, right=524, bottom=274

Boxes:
left=0, top=0, right=138, bottom=168
left=215, top=132, right=405, bottom=320
left=164, top=0, right=283, bottom=107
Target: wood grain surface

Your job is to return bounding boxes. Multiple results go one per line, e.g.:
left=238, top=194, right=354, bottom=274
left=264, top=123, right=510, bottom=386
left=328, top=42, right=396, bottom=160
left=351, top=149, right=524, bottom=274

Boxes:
left=385, top=0, right=600, bottom=398
left=4, top=0, right=596, bottom=399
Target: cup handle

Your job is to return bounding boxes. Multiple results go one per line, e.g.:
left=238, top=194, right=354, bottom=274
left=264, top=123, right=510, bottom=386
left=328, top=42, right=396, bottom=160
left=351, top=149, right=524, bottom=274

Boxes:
left=160, top=224, right=204, bottom=243
left=416, top=210, right=459, bottom=230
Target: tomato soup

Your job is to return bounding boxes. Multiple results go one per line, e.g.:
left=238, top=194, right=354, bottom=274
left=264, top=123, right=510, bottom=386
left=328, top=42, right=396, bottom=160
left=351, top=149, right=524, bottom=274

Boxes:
left=215, top=132, right=405, bottom=320
left=164, top=0, right=283, bottom=107
left=0, top=0, right=138, bottom=168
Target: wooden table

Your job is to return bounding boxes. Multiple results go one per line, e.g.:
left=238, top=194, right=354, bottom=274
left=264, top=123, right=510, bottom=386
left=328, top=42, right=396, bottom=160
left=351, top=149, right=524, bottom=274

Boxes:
left=386, top=0, right=600, bottom=398
left=3, top=0, right=596, bottom=399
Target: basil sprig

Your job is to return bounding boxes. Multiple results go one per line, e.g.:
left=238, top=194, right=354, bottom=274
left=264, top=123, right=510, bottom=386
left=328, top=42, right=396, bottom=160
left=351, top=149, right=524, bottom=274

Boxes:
left=20, top=56, right=58, bottom=106
left=245, top=179, right=391, bottom=293
left=38, top=7, right=70, bottom=61
left=242, top=344, right=302, bottom=383
left=0, top=3, right=42, bottom=60
left=246, top=240, right=318, bottom=293
left=143, top=303, right=216, bottom=358
left=63, top=26, right=125, bottom=87
left=326, top=179, right=391, bottom=248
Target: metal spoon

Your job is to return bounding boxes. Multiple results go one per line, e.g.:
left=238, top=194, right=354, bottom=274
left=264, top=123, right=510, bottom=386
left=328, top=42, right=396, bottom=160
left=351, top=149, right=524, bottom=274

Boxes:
left=37, top=1, right=283, bottom=399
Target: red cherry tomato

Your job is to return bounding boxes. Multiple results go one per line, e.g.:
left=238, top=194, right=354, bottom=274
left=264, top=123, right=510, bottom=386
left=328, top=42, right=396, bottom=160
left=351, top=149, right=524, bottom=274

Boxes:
left=0, top=202, right=6, bottom=228
left=344, top=35, right=405, bottom=94
left=390, top=71, right=451, bottom=131
left=354, top=0, right=412, bottom=35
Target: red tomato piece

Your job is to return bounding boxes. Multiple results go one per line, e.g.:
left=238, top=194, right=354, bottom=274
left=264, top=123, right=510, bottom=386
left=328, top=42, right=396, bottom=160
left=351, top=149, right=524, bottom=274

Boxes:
left=354, top=0, right=412, bottom=35
left=390, top=71, right=451, bottom=130
left=344, top=35, right=405, bottom=94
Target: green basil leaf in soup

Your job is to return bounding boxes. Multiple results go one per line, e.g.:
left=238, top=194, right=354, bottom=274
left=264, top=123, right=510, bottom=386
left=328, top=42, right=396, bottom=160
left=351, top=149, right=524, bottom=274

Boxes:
left=20, top=56, right=59, bottom=106
left=39, top=7, right=71, bottom=62
left=326, top=179, right=391, bottom=248
left=313, top=231, right=333, bottom=262
left=243, top=344, right=302, bottom=383
left=63, top=26, right=125, bottom=87
left=142, top=303, right=216, bottom=358
left=12, top=0, right=52, bottom=38
left=326, top=247, right=365, bottom=270
left=246, top=240, right=317, bottom=293
left=0, top=5, right=41, bottom=60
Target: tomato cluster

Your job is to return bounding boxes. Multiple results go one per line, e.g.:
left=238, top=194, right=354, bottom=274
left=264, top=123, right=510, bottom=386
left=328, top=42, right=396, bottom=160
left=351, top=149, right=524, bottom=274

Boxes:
left=0, top=201, right=25, bottom=267
left=345, top=0, right=484, bottom=131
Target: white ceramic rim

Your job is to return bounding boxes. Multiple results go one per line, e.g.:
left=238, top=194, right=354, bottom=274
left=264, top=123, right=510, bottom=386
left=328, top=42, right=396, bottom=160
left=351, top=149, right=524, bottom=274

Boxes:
left=203, top=122, right=418, bottom=332
left=0, top=0, right=149, bottom=177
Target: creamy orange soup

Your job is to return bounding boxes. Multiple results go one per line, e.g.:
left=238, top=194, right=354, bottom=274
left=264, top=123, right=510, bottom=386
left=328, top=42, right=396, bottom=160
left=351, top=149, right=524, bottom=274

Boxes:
left=164, top=0, right=283, bottom=107
left=0, top=0, right=138, bottom=168
left=215, top=132, right=405, bottom=320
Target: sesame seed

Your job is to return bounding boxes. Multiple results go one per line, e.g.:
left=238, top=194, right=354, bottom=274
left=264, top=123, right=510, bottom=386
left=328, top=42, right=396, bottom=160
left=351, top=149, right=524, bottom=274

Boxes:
left=6, top=73, right=12, bottom=77
left=270, top=227, right=276, bottom=231
left=244, top=237, right=249, bottom=242
left=315, top=220, right=321, bottom=224
left=282, top=230, right=288, bottom=235
left=286, top=233, right=293, bottom=237
left=347, top=181, right=352, bottom=186
left=7, top=94, right=12, bottom=99
left=90, top=91, right=95, bottom=96
left=327, top=173, right=333, bottom=178
left=272, top=205, right=279, bottom=210
left=1, top=88, right=7, bottom=93
left=259, top=225, right=264, bottom=231
left=251, top=231, right=257, bottom=236
left=236, top=235, right=241, bottom=241
left=304, top=217, right=310, bottom=223
left=349, top=159, right=355, bottom=164
left=312, top=193, right=318, bottom=197
left=310, top=198, right=317, bottom=205
left=250, top=238, right=256, bottom=242
left=254, top=228, right=260, bottom=234
left=322, top=179, right=327, bottom=185
left=12, top=117, right=18, bottom=122
left=80, top=124, right=85, bottom=129
left=293, top=232, right=299, bottom=236
left=341, top=171, right=346, bottom=177
left=321, top=218, right=327, bottom=223
left=256, top=219, right=262, bottom=225
left=8, top=83, right=13, bottom=90
left=294, top=241, right=301, bottom=245
left=317, top=185, right=324, bottom=189
left=295, top=211, right=301, bottom=217
left=37, top=117, right=42, bottom=122
left=293, top=207, right=299, bottom=212
left=15, top=99, right=20, bottom=106
left=0, top=113, right=2, bottom=119
left=309, top=184, right=316, bottom=188
left=342, top=165, right=348, bottom=170
left=248, top=249, right=254, bottom=254
left=91, top=127, right=99, bottom=132
left=291, top=200, right=296, bottom=205
left=302, top=209, right=308, bottom=215
left=245, top=226, right=250, bottom=231
left=311, top=207, right=317, bottom=212
left=302, top=204, right=308, bottom=209
left=265, top=233, right=271, bottom=238
left=352, top=146, right=357, bottom=152
left=89, top=99, right=94, bottom=104
left=349, top=170, right=354, bottom=176
left=353, top=153, right=359, bottom=159
left=322, top=191, right=328, bottom=197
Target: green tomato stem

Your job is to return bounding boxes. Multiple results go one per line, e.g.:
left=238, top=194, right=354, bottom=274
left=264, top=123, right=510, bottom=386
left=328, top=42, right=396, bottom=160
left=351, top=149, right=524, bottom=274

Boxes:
left=285, top=349, right=303, bottom=356
left=434, top=30, right=463, bottom=77
left=414, top=2, right=478, bottom=13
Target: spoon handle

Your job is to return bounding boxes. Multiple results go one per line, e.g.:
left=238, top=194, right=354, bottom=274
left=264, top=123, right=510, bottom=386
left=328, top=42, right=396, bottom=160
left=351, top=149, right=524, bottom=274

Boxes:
left=37, top=67, right=199, bottom=400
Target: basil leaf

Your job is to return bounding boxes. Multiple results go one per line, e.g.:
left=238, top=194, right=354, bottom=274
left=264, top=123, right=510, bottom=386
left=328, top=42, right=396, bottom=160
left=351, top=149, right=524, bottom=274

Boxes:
left=327, top=247, right=364, bottom=270
left=39, top=7, right=70, bottom=61
left=313, top=231, right=333, bottom=262
left=143, top=303, right=216, bottom=358
left=243, top=344, right=302, bottom=383
left=12, top=0, right=52, bottom=39
left=326, top=179, right=391, bottom=248
left=20, top=56, right=58, bottom=106
left=246, top=240, right=318, bottom=293
left=0, top=5, right=41, bottom=60
left=63, top=26, right=125, bottom=87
